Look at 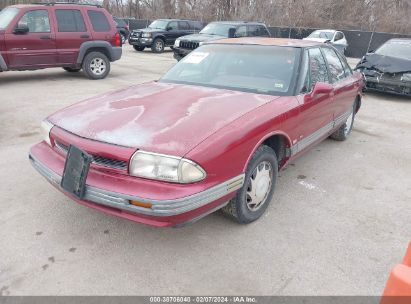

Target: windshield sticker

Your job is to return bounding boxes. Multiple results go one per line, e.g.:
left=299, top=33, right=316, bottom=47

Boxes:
left=274, top=83, right=284, bottom=89
left=184, top=52, right=209, bottom=64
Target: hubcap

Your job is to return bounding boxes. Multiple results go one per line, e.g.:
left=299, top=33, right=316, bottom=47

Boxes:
left=344, top=109, right=354, bottom=136
left=246, top=161, right=273, bottom=212
left=90, top=58, right=106, bottom=76
left=156, top=41, right=163, bottom=51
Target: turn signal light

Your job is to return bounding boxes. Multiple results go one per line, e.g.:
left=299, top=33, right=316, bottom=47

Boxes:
left=130, top=200, right=152, bottom=209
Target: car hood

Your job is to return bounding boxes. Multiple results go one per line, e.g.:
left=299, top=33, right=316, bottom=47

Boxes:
left=303, top=37, right=330, bottom=43
left=134, top=28, right=164, bottom=34
left=180, top=33, right=225, bottom=42
left=49, top=82, right=278, bottom=156
left=356, top=53, right=411, bottom=74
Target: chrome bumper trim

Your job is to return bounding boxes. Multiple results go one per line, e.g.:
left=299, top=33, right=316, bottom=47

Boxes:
left=29, top=154, right=245, bottom=217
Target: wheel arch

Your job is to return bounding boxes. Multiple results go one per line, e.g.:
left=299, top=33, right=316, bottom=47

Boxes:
left=243, top=131, right=293, bottom=172
left=77, top=41, right=113, bottom=64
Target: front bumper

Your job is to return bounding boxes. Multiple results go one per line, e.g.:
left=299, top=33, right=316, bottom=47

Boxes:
left=29, top=142, right=244, bottom=227
left=363, top=74, right=411, bottom=96
left=173, top=47, right=193, bottom=60
left=128, top=37, right=153, bottom=47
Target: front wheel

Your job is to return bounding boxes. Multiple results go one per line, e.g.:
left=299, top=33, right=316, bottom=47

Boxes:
left=330, top=102, right=356, bottom=141
left=151, top=38, right=165, bottom=53
left=221, top=145, right=278, bottom=224
left=82, top=52, right=110, bottom=80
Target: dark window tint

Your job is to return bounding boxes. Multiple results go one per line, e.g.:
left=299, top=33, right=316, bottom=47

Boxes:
left=56, top=9, right=86, bottom=32
left=248, top=25, right=270, bottom=37
left=235, top=25, right=247, bottom=37
left=178, top=21, right=190, bottom=30
left=304, top=48, right=329, bottom=91
left=18, top=10, right=50, bottom=33
left=334, top=32, right=344, bottom=41
left=322, top=47, right=346, bottom=82
left=87, top=10, right=110, bottom=32
left=168, top=21, right=178, bottom=30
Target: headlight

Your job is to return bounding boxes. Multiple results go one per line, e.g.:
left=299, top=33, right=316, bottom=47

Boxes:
left=402, top=73, right=411, bottom=82
left=41, top=120, right=54, bottom=146
left=142, top=32, right=152, bottom=38
left=129, top=151, right=206, bottom=184
left=198, top=41, right=204, bottom=46
left=174, top=39, right=180, bottom=47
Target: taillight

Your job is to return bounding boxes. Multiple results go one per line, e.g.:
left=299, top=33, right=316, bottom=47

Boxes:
left=114, top=32, right=121, bottom=47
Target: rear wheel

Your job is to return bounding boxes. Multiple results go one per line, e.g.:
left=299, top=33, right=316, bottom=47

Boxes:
left=82, top=52, right=110, bottom=80
left=330, top=102, right=356, bottom=141
left=133, top=45, right=145, bottom=52
left=221, top=145, right=278, bottom=224
left=151, top=38, right=165, bottom=53
left=63, top=67, right=81, bottom=73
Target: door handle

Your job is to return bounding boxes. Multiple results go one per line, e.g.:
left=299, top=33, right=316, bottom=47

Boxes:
left=40, top=35, right=51, bottom=40
left=80, top=35, right=90, bottom=39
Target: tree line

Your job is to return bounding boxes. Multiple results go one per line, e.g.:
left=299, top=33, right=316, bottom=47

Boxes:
left=1, top=0, right=410, bottom=34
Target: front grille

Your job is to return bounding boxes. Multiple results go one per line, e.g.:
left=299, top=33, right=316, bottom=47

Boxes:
left=55, top=141, right=128, bottom=170
left=131, top=31, right=141, bottom=38
left=180, top=41, right=200, bottom=50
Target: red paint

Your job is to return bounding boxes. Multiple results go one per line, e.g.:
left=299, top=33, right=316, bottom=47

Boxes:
left=0, top=4, right=118, bottom=70
left=30, top=39, right=364, bottom=227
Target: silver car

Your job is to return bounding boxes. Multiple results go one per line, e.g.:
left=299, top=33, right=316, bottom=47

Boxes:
left=303, top=30, right=348, bottom=55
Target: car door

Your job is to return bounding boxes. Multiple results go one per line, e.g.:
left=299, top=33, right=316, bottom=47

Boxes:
left=53, top=8, right=92, bottom=65
left=178, top=21, right=192, bottom=36
left=5, top=8, right=57, bottom=68
left=322, top=46, right=357, bottom=121
left=164, top=21, right=179, bottom=45
left=293, top=48, right=335, bottom=152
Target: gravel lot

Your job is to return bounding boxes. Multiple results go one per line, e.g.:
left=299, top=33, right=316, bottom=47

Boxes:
left=0, top=46, right=410, bottom=296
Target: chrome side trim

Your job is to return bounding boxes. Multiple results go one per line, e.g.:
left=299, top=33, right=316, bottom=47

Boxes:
left=290, top=109, right=352, bottom=156
left=29, top=154, right=245, bottom=217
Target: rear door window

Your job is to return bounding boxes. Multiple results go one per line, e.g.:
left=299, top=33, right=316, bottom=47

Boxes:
left=178, top=21, right=190, bottom=30
left=248, top=25, right=270, bottom=37
left=87, top=10, right=110, bottom=32
left=322, top=47, right=346, bottom=82
left=56, top=9, right=86, bottom=32
left=235, top=25, right=247, bottom=37
left=18, top=10, right=50, bottom=33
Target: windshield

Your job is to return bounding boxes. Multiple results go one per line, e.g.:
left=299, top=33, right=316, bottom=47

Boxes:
left=200, top=23, right=233, bottom=37
left=148, top=20, right=168, bottom=30
left=160, top=44, right=300, bottom=96
left=0, top=7, right=19, bottom=30
left=375, top=41, right=411, bottom=60
left=308, top=31, right=334, bottom=40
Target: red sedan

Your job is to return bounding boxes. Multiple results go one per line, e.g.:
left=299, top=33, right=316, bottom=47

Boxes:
left=29, top=38, right=363, bottom=227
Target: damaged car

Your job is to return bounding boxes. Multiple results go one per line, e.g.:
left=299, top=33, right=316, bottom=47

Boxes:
left=29, top=38, right=363, bottom=228
left=355, top=38, right=411, bottom=96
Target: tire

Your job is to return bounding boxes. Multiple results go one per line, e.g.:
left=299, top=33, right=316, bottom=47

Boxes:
left=82, top=52, right=110, bottom=80
left=63, top=67, right=81, bottom=73
left=133, top=45, right=145, bottom=52
left=330, top=101, right=356, bottom=141
left=221, top=145, right=278, bottom=224
left=151, top=38, right=165, bottom=53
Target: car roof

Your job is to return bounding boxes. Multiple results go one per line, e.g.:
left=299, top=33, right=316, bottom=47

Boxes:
left=209, top=37, right=323, bottom=47
left=209, top=21, right=266, bottom=26
left=157, top=19, right=198, bottom=22
left=10, top=3, right=102, bottom=9
left=312, top=29, right=338, bottom=33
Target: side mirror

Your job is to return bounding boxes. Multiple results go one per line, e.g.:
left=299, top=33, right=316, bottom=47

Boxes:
left=166, top=26, right=173, bottom=31
left=228, top=28, right=236, bottom=38
left=14, top=23, right=29, bottom=34
left=311, top=82, right=333, bottom=97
